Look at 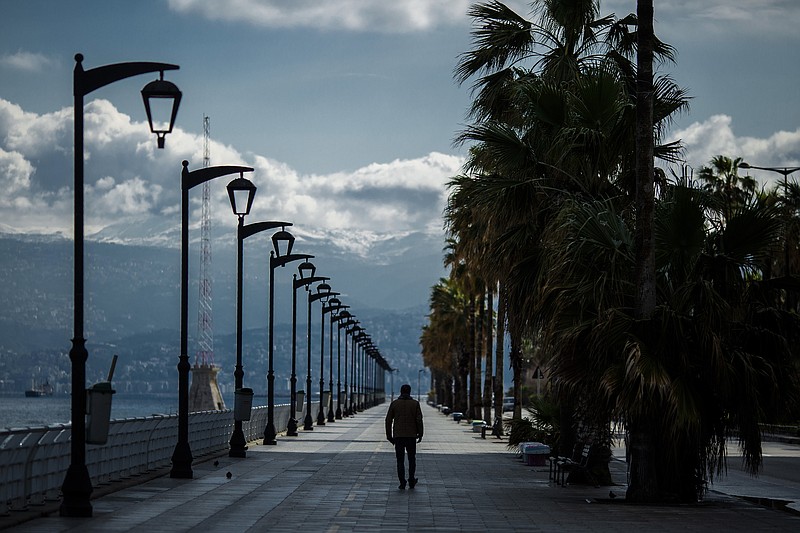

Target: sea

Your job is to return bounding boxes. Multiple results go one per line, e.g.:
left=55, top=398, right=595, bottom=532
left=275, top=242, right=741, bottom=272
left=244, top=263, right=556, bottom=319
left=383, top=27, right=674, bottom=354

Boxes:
left=0, top=392, right=284, bottom=430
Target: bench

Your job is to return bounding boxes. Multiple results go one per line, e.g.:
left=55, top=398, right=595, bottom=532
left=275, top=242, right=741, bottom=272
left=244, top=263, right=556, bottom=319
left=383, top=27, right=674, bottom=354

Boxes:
left=558, top=443, right=595, bottom=486
left=549, top=442, right=595, bottom=486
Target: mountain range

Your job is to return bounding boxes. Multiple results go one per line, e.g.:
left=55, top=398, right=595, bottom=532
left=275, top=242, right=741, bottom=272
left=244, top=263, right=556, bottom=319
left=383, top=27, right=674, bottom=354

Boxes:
left=0, top=228, right=446, bottom=395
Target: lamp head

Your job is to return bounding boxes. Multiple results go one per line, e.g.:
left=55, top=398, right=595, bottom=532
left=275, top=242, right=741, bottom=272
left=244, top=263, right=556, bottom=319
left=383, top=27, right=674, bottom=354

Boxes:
left=316, top=282, right=332, bottom=302
left=297, top=260, right=316, bottom=280
left=141, top=71, right=182, bottom=148
left=272, top=226, right=295, bottom=257
left=226, top=174, right=257, bottom=217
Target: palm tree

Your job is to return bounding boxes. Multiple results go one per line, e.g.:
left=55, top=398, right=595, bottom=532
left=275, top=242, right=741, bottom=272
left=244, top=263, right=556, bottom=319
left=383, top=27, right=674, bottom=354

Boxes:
left=421, top=278, right=470, bottom=412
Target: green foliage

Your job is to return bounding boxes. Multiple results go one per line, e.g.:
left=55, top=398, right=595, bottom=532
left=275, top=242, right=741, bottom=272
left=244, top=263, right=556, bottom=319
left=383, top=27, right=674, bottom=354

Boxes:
left=506, top=395, right=560, bottom=452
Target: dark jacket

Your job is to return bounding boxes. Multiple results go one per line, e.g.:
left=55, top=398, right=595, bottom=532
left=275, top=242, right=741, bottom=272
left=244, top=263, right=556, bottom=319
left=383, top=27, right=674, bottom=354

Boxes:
left=385, top=394, right=424, bottom=439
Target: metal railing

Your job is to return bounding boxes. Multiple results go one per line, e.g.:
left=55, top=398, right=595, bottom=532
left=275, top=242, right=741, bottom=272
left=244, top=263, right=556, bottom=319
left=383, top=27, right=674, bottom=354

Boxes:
left=0, top=402, right=318, bottom=514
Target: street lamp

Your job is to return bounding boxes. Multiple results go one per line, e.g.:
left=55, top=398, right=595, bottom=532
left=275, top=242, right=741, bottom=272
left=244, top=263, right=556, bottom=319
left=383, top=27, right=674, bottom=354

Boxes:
left=346, top=323, right=362, bottom=415
left=174, top=162, right=254, bottom=477
left=418, top=369, right=427, bottom=403
left=305, top=280, right=332, bottom=429
left=389, top=368, right=398, bottom=401
left=325, top=297, right=347, bottom=422
left=340, top=316, right=357, bottom=416
left=740, top=162, right=800, bottom=276
left=353, top=330, right=368, bottom=411
left=63, top=54, right=181, bottom=517
left=227, top=176, right=288, bottom=457
left=332, top=309, right=352, bottom=419
left=318, top=289, right=341, bottom=425
left=287, top=261, right=321, bottom=436
left=265, top=228, right=312, bottom=445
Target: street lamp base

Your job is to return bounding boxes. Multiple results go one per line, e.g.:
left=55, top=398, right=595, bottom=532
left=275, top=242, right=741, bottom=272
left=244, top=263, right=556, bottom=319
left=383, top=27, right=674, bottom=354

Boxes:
left=170, top=441, right=194, bottom=479
left=327, top=410, right=335, bottom=423
left=316, top=411, right=326, bottom=425
left=335, top=408, right=342, bottom=419
left=59, top=464, right=93, bottom=517
left=264, top=422, right=278, bottom=445
left=229, top=423, right=247, bottom=458
left=303, top=413, right=314, bottom=430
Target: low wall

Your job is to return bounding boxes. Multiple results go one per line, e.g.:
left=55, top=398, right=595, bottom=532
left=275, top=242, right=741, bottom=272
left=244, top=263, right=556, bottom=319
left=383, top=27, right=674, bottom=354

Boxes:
left=0, top=402, right=320, bottom=514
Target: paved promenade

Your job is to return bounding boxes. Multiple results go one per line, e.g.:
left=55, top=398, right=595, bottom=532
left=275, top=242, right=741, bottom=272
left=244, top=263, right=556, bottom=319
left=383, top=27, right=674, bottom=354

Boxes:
left=4, top=403, right=800, bottom=532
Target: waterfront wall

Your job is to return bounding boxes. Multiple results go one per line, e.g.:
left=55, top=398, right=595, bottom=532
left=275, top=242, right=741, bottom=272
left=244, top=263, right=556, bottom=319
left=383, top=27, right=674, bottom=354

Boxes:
left=0, top=402, right=320, bottom=515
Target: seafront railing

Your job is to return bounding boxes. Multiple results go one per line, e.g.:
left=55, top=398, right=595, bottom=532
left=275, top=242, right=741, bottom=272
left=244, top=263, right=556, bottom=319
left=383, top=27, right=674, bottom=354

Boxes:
left=0, top=402, right=318, bottom=515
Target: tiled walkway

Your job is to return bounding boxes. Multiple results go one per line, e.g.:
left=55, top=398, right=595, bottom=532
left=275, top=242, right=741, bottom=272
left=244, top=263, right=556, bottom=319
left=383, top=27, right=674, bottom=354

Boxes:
left=4, top=403, right=800, bottom=532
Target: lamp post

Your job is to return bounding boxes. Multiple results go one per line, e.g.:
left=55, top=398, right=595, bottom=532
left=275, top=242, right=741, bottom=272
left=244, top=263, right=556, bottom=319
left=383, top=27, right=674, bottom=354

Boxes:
left=333, top=309, right=352, bottom=419
left=354, top=331, right=368, bottom=411
left=740, top=162, right=800, bottom=276
left=265, top=228, right=312, bottom=445
left=389, top=368, right=398, bottom=401
left=63, top=53, right=181, bottom=517
left=325, top=298, right=347, bottom=422
left=339, top=315, right=357, bottom=417
left=305, top=280, right=332, bottom=429
left=418, top=369, right=427, bottom=403
left=174, top=162, right=255, bottom=477
left=346, top=323, right=361, bottom=415
left=317, top=290, right=341, bottom=425
left=226, top=176, right=288, bottom=456
left=287, top=261, right=319, bottom=436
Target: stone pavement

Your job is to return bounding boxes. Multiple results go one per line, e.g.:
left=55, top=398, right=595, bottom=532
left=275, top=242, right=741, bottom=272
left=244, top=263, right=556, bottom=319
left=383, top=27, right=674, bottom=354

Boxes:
left=3, top=403, right=800, bottom=532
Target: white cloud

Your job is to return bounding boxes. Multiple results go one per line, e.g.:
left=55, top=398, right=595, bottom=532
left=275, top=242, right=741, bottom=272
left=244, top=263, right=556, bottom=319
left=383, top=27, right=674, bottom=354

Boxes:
left=167, top=0, right=474, bottom=32
left=669, top=114, right=800, bottom=186
left=0, top=97, right=462, bottom=244
left=0, top=50, right=55, bottom=72
left=0, top=146, right=34, bottom=200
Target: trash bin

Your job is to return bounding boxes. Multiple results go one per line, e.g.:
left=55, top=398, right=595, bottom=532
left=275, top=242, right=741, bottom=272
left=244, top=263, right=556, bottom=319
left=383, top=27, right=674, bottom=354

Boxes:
left=295, top=390, right=305, bottom=416
left=234, top=387, right=254, bottom=421
left=322, top=390, right=331, bottom=416
left=86, top=381, right=115, bottom=445
left=521, top=442, right=551, bottom=466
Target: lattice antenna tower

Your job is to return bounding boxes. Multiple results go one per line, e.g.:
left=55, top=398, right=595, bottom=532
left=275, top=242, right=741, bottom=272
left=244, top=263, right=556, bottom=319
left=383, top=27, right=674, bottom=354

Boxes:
left=195, top=115, right=214, bottom=367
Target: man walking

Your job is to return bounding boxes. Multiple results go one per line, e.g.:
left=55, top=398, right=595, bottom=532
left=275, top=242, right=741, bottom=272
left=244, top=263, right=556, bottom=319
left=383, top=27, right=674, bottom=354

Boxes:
left=385, top=384, right=424, bottom=490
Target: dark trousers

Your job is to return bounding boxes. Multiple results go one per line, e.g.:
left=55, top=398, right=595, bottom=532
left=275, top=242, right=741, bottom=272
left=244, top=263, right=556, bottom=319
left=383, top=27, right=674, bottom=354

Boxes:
left=394, top=437, right=417, bottom=483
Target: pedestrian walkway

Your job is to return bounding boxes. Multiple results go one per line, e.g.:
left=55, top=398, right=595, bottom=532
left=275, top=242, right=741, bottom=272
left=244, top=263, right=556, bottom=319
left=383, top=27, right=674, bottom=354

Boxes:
left=4, top=403, right=800, bottom=532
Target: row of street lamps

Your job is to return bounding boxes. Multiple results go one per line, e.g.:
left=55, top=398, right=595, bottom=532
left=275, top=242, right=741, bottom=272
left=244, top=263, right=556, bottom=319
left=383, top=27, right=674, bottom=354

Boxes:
left=63, top=54, right=392, bottom=518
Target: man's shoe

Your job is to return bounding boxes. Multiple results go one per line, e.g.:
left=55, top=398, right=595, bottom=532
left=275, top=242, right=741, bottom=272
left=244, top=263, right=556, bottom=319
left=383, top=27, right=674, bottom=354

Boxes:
left=409, top=478, right=418, bottom=489
left=399, top=482, right=406, bottom=490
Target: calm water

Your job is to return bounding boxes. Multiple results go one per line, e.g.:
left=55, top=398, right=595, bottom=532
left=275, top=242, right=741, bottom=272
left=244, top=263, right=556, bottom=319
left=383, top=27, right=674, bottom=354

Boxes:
left=0, top=392, right=285, bottom=430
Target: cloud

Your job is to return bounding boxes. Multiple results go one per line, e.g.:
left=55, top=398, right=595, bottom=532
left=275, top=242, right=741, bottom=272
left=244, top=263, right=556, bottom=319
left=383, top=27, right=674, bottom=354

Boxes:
left=0, top=50, right=55, bottom=72
left=0, top=97, right=462, bottom=244
left=604, top=0, right=800, bottom=37
left=167, top=0, right=474, bottom=32
left=668, top=114, right=800, bottom=185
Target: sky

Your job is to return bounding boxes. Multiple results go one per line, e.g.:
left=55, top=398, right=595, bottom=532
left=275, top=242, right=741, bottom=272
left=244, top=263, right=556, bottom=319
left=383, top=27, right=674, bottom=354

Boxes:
left=1, top=0, right=799, bottom=247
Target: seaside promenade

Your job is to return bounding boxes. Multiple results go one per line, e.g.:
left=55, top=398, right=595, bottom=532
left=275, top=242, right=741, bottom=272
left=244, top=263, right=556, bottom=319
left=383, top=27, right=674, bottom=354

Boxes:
left=3, top=403, right=800, bottom=532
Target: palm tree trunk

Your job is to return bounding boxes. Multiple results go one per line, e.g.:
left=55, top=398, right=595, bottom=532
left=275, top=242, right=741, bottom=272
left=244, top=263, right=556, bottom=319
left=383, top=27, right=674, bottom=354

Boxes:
left=494, top=281, right=506, bottom=425
left=456, top=346, right=468, bottom=413
left=475, top=292, right=485, bottom=420
left=468, top=297, right=477, bottom=418
left=628, top=0, right=659, bottom=503
left=483, top=287, right=494, bottom=423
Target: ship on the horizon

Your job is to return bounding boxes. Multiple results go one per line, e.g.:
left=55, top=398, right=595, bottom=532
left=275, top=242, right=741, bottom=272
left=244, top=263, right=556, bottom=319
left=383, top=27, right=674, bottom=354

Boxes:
left=25, top=379, right=54, bottom=397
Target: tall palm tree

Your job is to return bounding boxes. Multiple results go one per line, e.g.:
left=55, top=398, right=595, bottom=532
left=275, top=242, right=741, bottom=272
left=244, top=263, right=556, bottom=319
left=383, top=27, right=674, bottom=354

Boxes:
left=421, top=278, right=470, bottom=412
